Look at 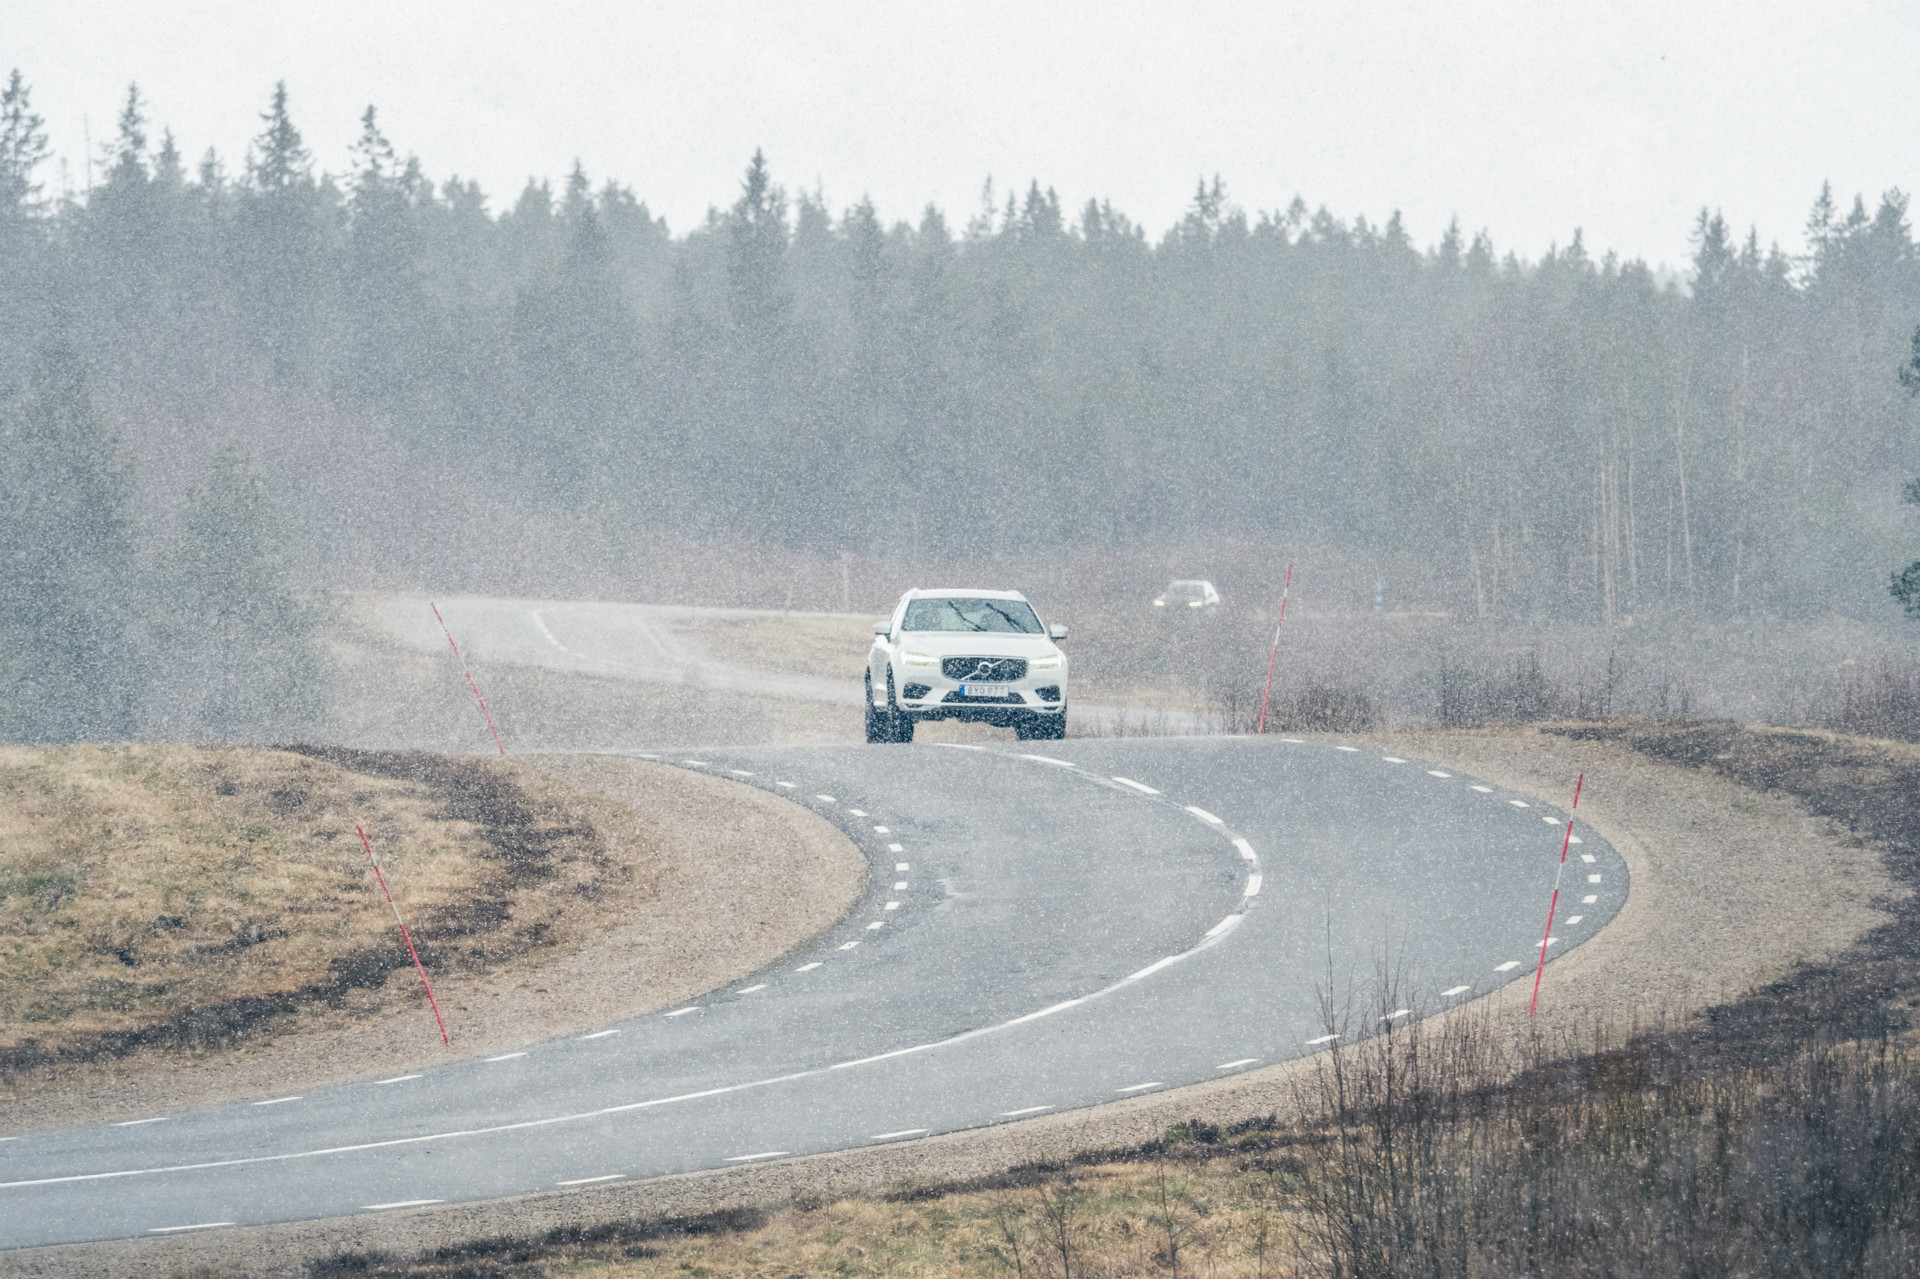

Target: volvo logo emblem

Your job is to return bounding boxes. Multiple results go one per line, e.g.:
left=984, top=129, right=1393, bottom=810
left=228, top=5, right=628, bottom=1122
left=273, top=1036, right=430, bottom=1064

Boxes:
left=968, top=660, right=999, bottom=681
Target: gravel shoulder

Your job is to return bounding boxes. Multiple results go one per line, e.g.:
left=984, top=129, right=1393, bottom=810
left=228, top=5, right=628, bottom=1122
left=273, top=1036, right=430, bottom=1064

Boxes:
left=10, top=723, right=1893, bottom=1278
left=0, top=755, right=864, bottom=1137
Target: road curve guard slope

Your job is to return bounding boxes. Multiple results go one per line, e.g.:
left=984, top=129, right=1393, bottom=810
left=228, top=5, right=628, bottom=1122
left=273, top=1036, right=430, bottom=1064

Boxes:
left=0, top=736, right=1624, bottom=1250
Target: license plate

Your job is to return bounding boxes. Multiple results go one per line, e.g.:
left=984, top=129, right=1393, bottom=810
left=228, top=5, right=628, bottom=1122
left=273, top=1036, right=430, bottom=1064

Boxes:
left=959, top=683, right=1007, bottom=697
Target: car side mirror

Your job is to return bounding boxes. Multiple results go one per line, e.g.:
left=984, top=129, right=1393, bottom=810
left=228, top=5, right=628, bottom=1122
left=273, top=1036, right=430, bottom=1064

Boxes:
left=873, top=619, right=891, bottom=636
left=1048, top=623, right=1069, bottom=640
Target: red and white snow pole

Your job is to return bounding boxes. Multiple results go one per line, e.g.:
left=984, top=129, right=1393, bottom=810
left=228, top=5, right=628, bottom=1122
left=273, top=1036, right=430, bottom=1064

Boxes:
left=1255, top=563, right=1294, bottom=735
left=431, top=600, right=506, bottom=756
left=358, top=824, right=451, bottom=1046
left=1528, top=773, right=1585, bottom=1016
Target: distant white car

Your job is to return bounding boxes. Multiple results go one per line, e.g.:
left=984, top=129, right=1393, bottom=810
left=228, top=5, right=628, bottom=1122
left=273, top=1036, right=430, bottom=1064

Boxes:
left=1153, top=579, right=1221, bottom=609
left=866, top=589, right=1068, bottom=743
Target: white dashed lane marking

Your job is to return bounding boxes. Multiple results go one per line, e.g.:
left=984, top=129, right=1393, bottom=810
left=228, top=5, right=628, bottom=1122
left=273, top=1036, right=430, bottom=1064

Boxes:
left=1471, top=785, right=1493, bottom=793
left=869, top=1128, right=928, bottom=1141
left=895, top=862, right=910, bottom=871
left=737, top=984, right=768, bottom=994
left=1443, top=985, right=1472, bottom=997
left=665, top=1007, right=701, bottom=1017
left=839, top=941, right=861, bottom=950
left=1111, top=776, right=1161, bottom=794
left=1335, top=745, right=1360, bottom=752
left=1116, top=1082, right=1165, bottom=1093
left=893, top=881, right=908, bottom=890
left=578, top=1030, right=621, bottom=1041
left=1306, top=1034, right=1339, bottom=1045
left=1383, top=756, right=1407, bottom=763
left=1216, top=1058, right=1259, bottom=1070
left=1384, top=1009, right=1410, bottom=1020
left=1583, top=894, right=1598, bottom=904
left=885, top=901, right=900, bottom=910
left=1232, top=838, right=1256, bottom=860
left=1243, top=874, right=1263, bottom=896
left=1566, top=915, right=1585, bottom=925
left=1427, top=769, right=1452, bottom=777
left=776, top=781, right=796, bottom=789
left=1509, top=800, right=1530, bottom=808
left=866, top=921, right=884, bottom=930
left=796, top=962, right=823, bottom=972
left=730, top=769, right=753, bottom=776
left=815, top=794, right=836, bottom=803
left=1581, top=854, right=1596, bottom=863
left=1588, top=874, right=1602, bottom=883
left=873, top=825, right=890, bottom=833
left=683, top=760, right=709, bottom=767
left=1494, top=961, right=1521, bottom=972
left=887, top=843, right=904, bottom=853
left=1185, top=805, right=1224, bottom=824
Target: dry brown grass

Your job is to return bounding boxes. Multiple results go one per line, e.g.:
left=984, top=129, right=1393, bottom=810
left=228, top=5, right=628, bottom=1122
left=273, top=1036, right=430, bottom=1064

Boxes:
left=664, top=611, right=875, bottom=682
left=0, top=744, right=632, bottom=1078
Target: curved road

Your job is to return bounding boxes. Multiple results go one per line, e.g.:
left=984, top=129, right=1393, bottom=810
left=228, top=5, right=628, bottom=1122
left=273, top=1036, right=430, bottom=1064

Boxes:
left=0, top=601, right=1628, bottom=1251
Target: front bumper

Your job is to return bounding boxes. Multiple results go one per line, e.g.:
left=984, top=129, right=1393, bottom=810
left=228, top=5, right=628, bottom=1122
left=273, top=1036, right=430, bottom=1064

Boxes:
left=895, top=665, right=1066, bottom=720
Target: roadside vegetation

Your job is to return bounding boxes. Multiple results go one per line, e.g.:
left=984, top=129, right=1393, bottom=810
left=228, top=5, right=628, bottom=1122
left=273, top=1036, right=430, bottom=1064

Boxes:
left=0, top=744, right=620, bottom=1085
left=314, top=720, right=1920, bottom=1278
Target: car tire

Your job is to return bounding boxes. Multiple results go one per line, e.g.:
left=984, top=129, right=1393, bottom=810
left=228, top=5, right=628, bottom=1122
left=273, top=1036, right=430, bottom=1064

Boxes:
left=886, top=671, right=915, bottom=743
left=864, top=673, right=892, bottom=744
left=1034, top=706, right=1067, bottom=740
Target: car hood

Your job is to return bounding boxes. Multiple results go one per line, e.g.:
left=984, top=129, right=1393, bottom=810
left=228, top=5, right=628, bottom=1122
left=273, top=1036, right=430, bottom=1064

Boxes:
left=896, top=632, right=1062, bottom=660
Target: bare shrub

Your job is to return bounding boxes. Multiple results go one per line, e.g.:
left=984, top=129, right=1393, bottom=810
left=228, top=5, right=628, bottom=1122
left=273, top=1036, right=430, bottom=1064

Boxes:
left=1809, top=658, right=1920, bottom=742
left=1282, top=974, right=1920, bottom=1278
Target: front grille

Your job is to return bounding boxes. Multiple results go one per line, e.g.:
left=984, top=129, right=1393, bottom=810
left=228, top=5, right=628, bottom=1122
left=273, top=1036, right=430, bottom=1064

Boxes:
left=940, top=656, right=1028, bottom=682
left=1035, top=685, right=1061, bottom=702
left=902, top=683, right=932, bottom=700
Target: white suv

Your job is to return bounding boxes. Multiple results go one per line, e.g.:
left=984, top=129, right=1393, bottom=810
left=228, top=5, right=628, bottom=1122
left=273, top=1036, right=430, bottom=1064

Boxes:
left=866, top=589, right=1068, bottom=743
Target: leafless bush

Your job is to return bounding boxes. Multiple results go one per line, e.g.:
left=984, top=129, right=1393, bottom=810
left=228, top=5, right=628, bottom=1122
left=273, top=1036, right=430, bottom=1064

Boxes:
left=1809, top=658, right=1920, bottom=742
left=1282, top=974, right=1920, bottom=1277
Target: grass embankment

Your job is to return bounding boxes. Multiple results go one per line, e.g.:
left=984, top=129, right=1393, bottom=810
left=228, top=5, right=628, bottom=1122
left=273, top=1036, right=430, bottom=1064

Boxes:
left=316, top=721, right=1920, bottom=1278
left=0, top=744, right=618, bottom=1080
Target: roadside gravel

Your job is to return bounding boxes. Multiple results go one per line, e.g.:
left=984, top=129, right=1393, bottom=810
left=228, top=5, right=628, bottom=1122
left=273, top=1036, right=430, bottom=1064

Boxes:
left=8, top=724, right=1893, bottom=1279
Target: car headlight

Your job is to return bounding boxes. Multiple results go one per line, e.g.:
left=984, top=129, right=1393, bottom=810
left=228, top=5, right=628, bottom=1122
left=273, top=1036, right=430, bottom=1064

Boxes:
left=1030, top=653, right=1062, bottom=670
left=902, top=651, right=936, bottom=666
left=1153, top=599, right=1165, bottom=607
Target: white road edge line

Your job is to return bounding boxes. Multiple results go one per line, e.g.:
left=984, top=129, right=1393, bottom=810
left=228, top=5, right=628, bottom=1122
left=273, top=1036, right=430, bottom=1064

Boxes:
left=578, top=1030, right=621, bottom=1040
left=1000, top=1105, right=1053, bottom=1116
left=251, top=1096, right=303, bottom=1106
left=664, top=1007, right=701, bottom=1017
left=1126, top=956, right=1180, bottom=982
left=726, top=1151, right=789, bottom=1162
left=363, top=1199, right=443, bottom=1211
left=149, top=1222, right=233, bottom=1233
left=1116, top=1082, right=1165, bottom=1093
left=1021, top=754, right=1074, bottom=766
left=869, top=1128, right=928, bottom=1141
left=375, top=1074, right=421, bottom=1084
left=737, top=984, right=769, bottom=994
left=485, top=1053, right=527, bottom=1062
left=113, top=1117, right=169, bottom=1126
left=557, top=1174, right=624, bottom=1185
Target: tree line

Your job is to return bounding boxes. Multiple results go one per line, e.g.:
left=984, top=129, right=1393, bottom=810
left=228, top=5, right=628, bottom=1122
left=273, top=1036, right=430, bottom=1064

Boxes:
left=4, top=72, right=1920, bottom=644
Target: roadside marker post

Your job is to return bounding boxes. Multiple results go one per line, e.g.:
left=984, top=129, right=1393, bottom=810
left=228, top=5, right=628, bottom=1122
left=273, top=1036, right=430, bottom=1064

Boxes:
left=1255, top=563, right=1294, bottom=735
left=1528, top=773, right=1585, bottom=1016
left=431, top=601, right=506, bottom=755
left=357, top=825, right=451, bottom=1046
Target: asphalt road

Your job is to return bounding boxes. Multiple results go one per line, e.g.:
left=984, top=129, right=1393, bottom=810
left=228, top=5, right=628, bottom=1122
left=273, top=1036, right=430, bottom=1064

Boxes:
left=0, top=735, right=1624, bottom=1249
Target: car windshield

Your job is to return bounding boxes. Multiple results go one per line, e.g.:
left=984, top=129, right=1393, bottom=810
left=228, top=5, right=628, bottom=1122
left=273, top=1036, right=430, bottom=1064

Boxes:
left=1168, top=582, right=1206, bottom=600
left=901, top=597, right=1043, bottom=634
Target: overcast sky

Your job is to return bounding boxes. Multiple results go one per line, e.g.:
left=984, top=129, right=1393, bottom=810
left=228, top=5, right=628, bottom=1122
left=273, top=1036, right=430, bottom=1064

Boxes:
left=11, top=2, right=1917, bottom=271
